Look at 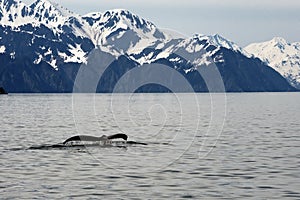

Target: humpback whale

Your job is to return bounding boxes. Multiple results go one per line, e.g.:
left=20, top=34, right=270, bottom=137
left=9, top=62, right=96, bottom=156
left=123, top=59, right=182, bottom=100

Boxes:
left=25, top=134, right=146, bottom=150
left=62, top=133, right=128, bottom=145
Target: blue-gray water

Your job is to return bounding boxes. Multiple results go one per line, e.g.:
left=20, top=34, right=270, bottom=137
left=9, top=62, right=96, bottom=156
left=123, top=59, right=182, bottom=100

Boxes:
left=0, top=93, right=299, bottom=199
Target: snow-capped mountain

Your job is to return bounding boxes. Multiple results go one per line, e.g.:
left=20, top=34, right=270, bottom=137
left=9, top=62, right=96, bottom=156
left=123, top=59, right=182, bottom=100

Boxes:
left=245, top=37, right=300, bottom=88
left=0, top=0, right=297, bottom=92
left=82, top=9, right=169, bottom=55
left=131, top=34, right=250, bottom=67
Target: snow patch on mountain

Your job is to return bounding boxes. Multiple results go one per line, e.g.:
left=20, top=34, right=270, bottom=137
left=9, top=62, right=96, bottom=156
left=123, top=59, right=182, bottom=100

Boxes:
left=65, top=44, right=87, bottom=63
left=0, top=45, right=5, bottom=53
left=33, top=54, right=42, bottom=64
left=245, top=37, right=300, bottom=88
left=10, top=51, right=15, bottom=59
left=47, top=58, right=58, bottom=70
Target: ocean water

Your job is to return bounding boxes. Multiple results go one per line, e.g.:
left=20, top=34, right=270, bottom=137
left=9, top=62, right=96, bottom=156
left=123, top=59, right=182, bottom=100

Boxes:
left=0, top=93, right=299, bottom=199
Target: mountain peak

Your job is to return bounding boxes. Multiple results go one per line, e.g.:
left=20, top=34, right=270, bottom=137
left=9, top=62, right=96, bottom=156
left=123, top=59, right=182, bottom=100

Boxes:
left=245, top=37, right=300, bottom=88
left=193, top=33, right=233, bottom=48
left=81, top=8, right=166, bottom=51
left=104, top=9, right=132, bottom=15
left=269, top=37, right=290, bottom=51
left=191, top=33, right=250, bottom=57
left=271, top=37, right=287, bottom=44
left=101, top=9, right=155, bottom=30
left=29, top=0, right=74, bottom=22
left=82, top=8, right=156, bottom=34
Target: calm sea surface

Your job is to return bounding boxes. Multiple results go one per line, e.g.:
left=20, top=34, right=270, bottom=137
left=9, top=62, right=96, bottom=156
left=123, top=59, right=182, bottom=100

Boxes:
left=0, top=93, right=299, bottom=199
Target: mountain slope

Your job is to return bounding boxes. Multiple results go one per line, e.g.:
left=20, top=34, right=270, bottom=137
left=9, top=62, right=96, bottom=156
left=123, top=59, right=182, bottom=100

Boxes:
left=0, top=0, right=34, bottom=26
left=245, top=37, right=300, bottom=89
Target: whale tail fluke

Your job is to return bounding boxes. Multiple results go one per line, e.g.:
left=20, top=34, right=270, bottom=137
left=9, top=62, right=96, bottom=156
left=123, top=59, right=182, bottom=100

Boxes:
left=63, top=135, right=100, bottom=145
left=63, top=135, right=81, bottom=145
left=107, top=133, right=128, bottom=141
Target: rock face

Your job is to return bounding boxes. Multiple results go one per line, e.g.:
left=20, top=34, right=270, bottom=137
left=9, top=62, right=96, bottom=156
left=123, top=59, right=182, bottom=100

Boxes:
left=0, top=0, right=297, bottom=93
left=0, top=87, right=7, bottom=94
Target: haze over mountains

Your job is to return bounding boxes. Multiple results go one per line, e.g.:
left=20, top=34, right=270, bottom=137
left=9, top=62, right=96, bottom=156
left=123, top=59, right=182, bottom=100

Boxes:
left=0, top=0, right=298, bottom=92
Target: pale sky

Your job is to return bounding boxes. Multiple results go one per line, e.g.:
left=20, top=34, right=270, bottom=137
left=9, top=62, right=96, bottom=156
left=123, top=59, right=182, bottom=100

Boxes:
left=23, top=0, right=300, bottom=47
